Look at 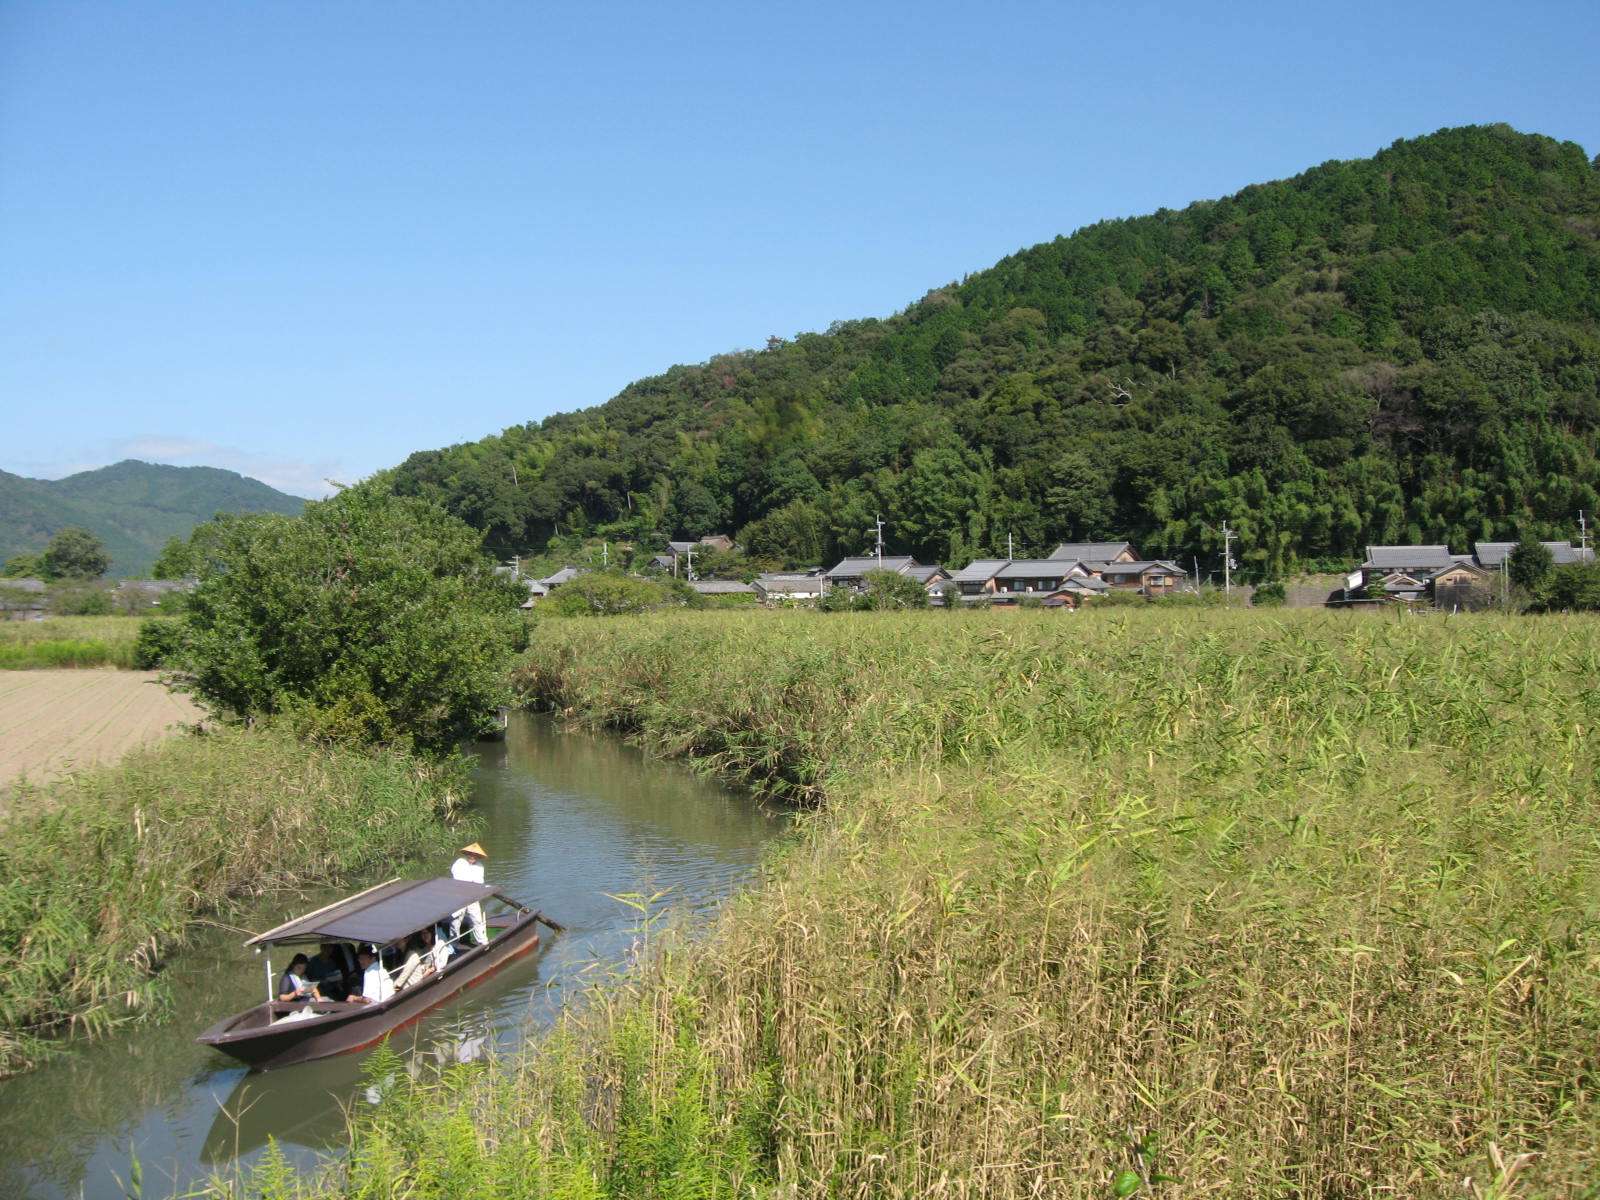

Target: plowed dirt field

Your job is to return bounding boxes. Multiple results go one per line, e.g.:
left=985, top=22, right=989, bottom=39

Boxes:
left=0, top=671, right=202, bottom=793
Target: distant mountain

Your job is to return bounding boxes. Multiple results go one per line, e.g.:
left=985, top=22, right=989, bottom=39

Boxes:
left=0, top=460, right=306, bottom=577
left=389, top=124, right=1600, bottom=576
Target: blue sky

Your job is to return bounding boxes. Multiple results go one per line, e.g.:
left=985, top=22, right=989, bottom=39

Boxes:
left=2, top=2, right=1596, bottom=498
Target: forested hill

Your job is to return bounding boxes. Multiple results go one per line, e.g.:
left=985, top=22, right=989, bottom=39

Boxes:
left=391, top=125, right=1600, bottom=576
left=0, top=460, right=305, bottom=577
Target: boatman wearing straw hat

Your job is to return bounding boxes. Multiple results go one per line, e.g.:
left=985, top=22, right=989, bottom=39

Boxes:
left=450, top=842, right=491, bottom=947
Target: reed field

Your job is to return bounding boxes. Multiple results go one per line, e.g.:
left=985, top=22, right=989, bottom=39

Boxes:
left=0, top=725, right=476, bottom=1077
left=0, top=615, right=144, bottom=669
left=236, top=609, right=1599, bottom=1198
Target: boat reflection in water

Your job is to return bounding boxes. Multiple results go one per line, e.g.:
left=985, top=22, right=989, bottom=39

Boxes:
left=199, top=1016, right=495, bottom=1164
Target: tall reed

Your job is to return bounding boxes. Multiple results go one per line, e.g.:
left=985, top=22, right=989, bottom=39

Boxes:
left=241, top=610, right=1600, bottom=1197
left=0, top=725, right=474, bottom=1076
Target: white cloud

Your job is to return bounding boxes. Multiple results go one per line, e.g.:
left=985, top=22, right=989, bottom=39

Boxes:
left=6, top=437, right=359, bottom=499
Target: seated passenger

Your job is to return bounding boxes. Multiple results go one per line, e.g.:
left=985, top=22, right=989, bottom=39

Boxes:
left=418, top=925, right=450, bottom=972
left=307, top=943, right=348, bottom=1001
left=277, top=953, right=319, bottom=1003
left=393, top=933, right=432, bottom=990
left=352, top=946, right=395, bottom=1005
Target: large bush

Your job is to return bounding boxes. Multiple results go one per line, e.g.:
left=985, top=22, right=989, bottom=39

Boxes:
left=173, top=486, right=525, bottom=749
left=542, top=571, right=699, bottom=617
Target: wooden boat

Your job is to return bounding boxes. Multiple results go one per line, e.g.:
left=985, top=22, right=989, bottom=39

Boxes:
left=196, top=876, right=560, bottom=1071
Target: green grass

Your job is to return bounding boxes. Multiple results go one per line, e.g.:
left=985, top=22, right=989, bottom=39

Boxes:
left=0, top=724, right=476, bottom=1076
left=0, top=616, right=143, bottom=669
left=232, top=610, right=1600, bottom=1197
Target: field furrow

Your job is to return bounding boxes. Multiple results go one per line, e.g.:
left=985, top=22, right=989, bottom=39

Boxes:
left=0, top=671, right=202, bottom=795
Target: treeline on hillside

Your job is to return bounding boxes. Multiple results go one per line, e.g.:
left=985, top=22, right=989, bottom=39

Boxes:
left=388, top=125, right=1600, bottom=577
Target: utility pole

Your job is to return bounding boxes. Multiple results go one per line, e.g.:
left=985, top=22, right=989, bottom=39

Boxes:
left=1220, top=521, right=1236, bottom=598
left=685, top=545, right=695, bottom=581
left=1580, top=510, right=1590, bottom=559
left=868, top=515, right=886, bottom=568
left=602, top=541, right=608, bottom=568
left=1007, top=532, right=1014, bottom=560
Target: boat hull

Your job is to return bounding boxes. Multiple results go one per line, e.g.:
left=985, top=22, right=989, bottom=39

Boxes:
left=196, top=913, right=542, bottom=1070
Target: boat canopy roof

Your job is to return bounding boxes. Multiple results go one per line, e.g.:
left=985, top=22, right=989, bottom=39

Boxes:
left=246, top=877, right=505, bottom=948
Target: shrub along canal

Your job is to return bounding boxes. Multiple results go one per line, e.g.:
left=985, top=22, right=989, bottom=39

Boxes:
left=0, top=713, right=790, bottom=1200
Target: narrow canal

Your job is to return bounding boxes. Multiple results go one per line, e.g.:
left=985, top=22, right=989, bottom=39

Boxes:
left=0, top=713, right=790, bottom=1199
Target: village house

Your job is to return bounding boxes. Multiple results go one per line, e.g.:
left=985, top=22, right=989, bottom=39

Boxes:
left=519, top=566, right=585, bottom=609
left=657, top=535, right=738, bottom=576
left=993, top=560, right=1075, bottom=596
left=1092, top=560, right=1187, bottom=594
left=0, top=577, right=48, bottom=621
left=112, top=578, right=193, bottom=608
left=1346, top=541, right=1594, bottom=606
left=1473, top=541, right=1594, bottom=569
left=950, top=559, right=1009, bottom=597
left=752, top=573, right=827, bottom=603
left=824, top=555, right=926, bottom=590
left=904, top=564, right=952, bottom=598
left=689, top=579, right=754, bottom=597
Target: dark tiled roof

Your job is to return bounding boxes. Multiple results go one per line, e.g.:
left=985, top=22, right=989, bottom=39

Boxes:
left=1095, top=560, right=1186, bottom=575
left=951, top=559, right=1008, bottom=583
left=825, top=556, right=916, bottom=579
left=690, top=580, right=753, bottom=594
left=754, top=574, right=825, bottom=594
left=1361, top=545, right=1454, bottom=570
left=1048, top=541, right=1136, bottom=562
left=995, top=560, right=1071, bottom=581
left=904, top=565, right=948, bottom=583
left=1474, top=541, right=1594, bottom=568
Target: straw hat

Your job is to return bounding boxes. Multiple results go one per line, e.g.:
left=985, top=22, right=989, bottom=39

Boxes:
left=459, top=842, right=488, bottom=859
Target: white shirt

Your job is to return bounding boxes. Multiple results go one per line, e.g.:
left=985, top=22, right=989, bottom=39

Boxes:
left=450, top=855, right=484, bottom=884
left=428, top=940, right=451, bottom=971
left=362, top=961, right=395, bottom=1003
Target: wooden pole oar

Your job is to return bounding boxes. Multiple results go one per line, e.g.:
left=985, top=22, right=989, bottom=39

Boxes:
left=532, top=911, right=566, bottom=933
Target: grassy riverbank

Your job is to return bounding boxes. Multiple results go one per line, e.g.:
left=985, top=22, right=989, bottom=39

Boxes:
left=255, top=610, right=1598, bottom=1197
left=0, top=616, right=143, bottom=669
left=0, top=725, right=473, bottom=1077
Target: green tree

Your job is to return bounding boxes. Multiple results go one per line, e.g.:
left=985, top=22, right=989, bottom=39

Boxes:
left=1, top=552, right=43, bottom=578
left=174, top=487, right=525, bottom=750
left=859, top=569, right=930, bottom=610
left=150, top=536, right=193, bottom=580
left=1534, top=561, right=1600, bottom=611
left=41, top=527, right=110, bottom=580
left=1507, top=534, right=1555, bottom=591
left=544, top=572, right=696, bottom=616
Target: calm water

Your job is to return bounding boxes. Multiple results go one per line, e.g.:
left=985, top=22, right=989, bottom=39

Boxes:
left=0, top=713, right=790, bottom=1199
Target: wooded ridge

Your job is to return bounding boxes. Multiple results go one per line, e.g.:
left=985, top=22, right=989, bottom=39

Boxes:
left=0, top=460, right=305, bottom=578
left=389, top=124, right=1600, bottom=578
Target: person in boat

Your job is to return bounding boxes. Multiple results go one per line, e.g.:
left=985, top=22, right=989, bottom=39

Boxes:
left=419, top=924, right=451, bottom=971
left=449, top=842, right=490, bottom=947
left=277, top=954, right=320, bottom=1003
left=306, top=942, right=349, bottom=1001
left=352, top=946, right=395, bottom=1005
left=393, top=932, right=434, bottom=990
